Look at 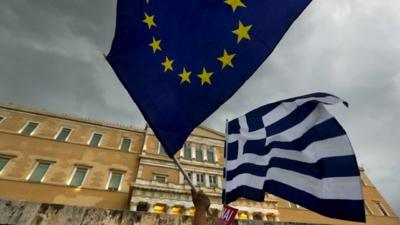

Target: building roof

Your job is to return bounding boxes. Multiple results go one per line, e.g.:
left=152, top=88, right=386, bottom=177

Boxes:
left=0, top=102, right=145, bottom=133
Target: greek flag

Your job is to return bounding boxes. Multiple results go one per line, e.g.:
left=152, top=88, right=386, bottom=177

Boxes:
left=223, top=93, right=365, bottom=222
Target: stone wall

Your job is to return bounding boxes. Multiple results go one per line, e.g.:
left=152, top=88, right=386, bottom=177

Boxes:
left=0, top=200, right=325, bottom=225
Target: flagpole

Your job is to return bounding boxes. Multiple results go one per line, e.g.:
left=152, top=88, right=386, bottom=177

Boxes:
left=173, top=150, right=213, bottom=216
left=223, top=119, right=229, bottom=205
left=172, top=155, right=197, bottom=191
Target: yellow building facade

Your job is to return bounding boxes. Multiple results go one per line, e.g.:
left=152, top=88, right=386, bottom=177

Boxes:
left=0, top=104, right=144, bottom=209
left=0, top=103, right=398, bottom=224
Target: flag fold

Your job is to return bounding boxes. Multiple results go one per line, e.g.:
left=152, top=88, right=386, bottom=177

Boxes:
left=107, top=0, right=311, bottom=157
left=223, top=93, right=365, bottom=222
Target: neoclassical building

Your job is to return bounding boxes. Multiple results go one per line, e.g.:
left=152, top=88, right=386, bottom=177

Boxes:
left=129, top=125, right=279, bottom=220
left=0, top=103, right=399, bottom=224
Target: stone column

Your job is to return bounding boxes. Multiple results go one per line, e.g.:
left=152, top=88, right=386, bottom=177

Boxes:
left=182, top=207, right=188, bottom=216
left=142, top=132, right=149, bottom=155
left=179, top=172, right=184, bottom=184
left=214, top=147, right=219, bottom=162
left=202, top=145, right=208, bottom=162
left=217, top=176, right=222, bottom=188
left=137, top=165, right=143, bottom=178
left=191, top=143, right=196, bottom=160
left=130, top=202, right=138, bottom=211
left=179, top=147, right=184, bottom=158
left=192, top=173, right=197, bottom=186
left=216, top=209, right=222, bottom=218
left=248, top=213, right=253, bottom=220
left=166, top=204, right=173, bottom=214
left=183, top=206, right=192, bottom=216
left=205, top=174, right=210, bottom=187
left=148, top=203, right=154, bottom=213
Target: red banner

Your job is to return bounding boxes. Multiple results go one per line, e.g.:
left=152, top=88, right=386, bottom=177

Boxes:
left=219, top=205, right=238, bottom=225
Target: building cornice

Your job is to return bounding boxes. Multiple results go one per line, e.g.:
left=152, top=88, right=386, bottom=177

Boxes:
left=0, top=103, right=145, bottom=134
left=145, top=124, right=225, bottom=142
left=139, top=155, right=224, bottom=172
left=132, top=179, right=222, bottom=197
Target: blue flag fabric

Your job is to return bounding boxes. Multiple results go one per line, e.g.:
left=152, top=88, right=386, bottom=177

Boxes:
left=107, top=0, right=311, bottom=157
left=223, top=93, right=365, bottom=222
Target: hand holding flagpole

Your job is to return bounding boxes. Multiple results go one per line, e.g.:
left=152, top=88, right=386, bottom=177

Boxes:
left=172, top=156, right=196, bottom=191
left=172, top=156, right=213, bottom=217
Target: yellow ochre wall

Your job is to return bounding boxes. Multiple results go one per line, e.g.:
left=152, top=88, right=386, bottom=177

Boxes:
left=0, top=105, right=143, bottom=209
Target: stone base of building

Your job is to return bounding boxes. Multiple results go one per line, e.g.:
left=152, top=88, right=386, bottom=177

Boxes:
left=130, top=178, right=280, bottom=221
left=0, top=199, right=326, bottom=225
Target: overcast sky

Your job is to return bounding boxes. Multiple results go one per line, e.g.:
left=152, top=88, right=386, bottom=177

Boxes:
left=0, top=0, right=399, bottom=215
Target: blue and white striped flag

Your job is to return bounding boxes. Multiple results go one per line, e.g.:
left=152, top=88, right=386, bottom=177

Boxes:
left=223, top=93, right=365, bottom=222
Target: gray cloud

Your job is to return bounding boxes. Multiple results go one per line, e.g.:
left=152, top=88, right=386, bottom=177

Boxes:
left=0, top=0, right=399, bottom=215
left=0, top=0, right=144, bottom=126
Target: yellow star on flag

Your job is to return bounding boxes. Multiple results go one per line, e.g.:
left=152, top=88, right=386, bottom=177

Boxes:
left=143, top=12, right=156, bottom=29
left=149, top=36, right=161, bottom=53
left=178, top=68, right=191, bottom=84
left=197, top=67, right=213, bottom=85
left=161, top=56, right=174, bottom=72
left=224, top=0, right=246, bottom=12
left=217, top=49, right=236, bottom=69
left=232, top=21, right=252, bottom=43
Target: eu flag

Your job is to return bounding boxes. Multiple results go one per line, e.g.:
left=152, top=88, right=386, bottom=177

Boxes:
left=107, top=0, right=311, bottom=158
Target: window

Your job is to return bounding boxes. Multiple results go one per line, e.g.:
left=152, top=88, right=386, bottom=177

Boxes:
left=120, top=138, right=132, bottom=152
left=28, top=162, right=51, bottom=182
left=189, top=207, right=195, bottom=216
left=253, top=213, right=263, bottom=221
left=154, top=174, right=167, bottom=183
left=56, top=128, right=72, bottom=141
left=107, top=171, right=123, bottom=191
left=183, top=143, right=191, bottom=160
left=364, top=203, right=373, bottom=215
left=159, top=144, right=167, bottom=155
left=375, top=202, right=389, bottom=216
left=153, top=204, right=166, bottom=214
left=0, top=157, right=11, bottom=173
left=171, top=206, right=183, bottom=215
left=238, top=212, right=249, bottom=220
left=209, top=175, right=217, bottom=187
left=266, top=214, right=276, bottom=221
left=89, top=133, right=102, bottom=147
left=207, top=147, right=215, bottom=163
left=69, top=167, right=88, bottom=187
left=196, top=174, right=204, bottom=186
left=21, top=122, right=39, bottom=136
left=195, top=144, right=203, bottom=162
left=137, top=202, right=149, bottom=212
